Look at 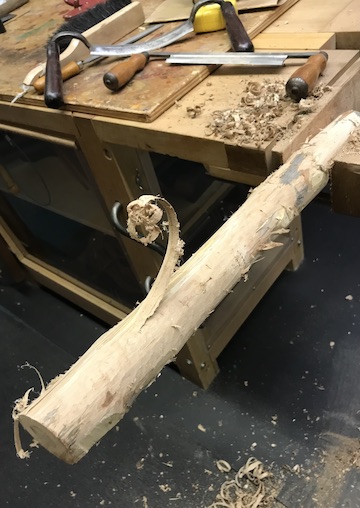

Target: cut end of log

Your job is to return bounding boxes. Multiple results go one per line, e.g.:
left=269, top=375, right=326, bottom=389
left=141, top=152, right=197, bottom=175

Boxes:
left=18, top=415, right=75, bottom=464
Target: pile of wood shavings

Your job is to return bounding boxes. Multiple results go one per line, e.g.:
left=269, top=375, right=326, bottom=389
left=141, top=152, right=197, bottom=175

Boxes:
left=207, top=457, right=277, bottom=508
left=342, top=127, right=360, bottom=154
left=205, top=79, right=331, bottom=147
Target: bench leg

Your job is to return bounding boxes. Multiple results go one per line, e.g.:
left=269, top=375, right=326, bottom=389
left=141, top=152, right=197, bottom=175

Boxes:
left=0, top=233, right=26, bottom=283
left=286, top=215, right=304, bottom=272
left=175, top=331, right=219, bottom=389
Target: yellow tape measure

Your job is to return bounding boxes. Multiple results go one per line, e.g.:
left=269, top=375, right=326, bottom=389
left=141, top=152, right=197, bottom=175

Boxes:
left=193, top=0, right=238, bottom=33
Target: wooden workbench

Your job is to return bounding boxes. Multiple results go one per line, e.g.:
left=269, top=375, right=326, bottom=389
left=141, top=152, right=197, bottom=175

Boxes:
left=1, top=0, right=360, bottom=387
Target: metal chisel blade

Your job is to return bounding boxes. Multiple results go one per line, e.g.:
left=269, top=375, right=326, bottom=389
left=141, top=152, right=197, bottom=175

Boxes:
left=82, top=23, right=164, bottom=65
left=90, top=23, right=194, bottom=57
left=163, top=52, right=318, bottom=66
left=90, top=0, right=221, bottom=57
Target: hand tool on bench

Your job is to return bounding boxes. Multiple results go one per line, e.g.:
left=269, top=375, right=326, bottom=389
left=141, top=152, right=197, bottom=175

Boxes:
left=102, top=50, right=319, bottom=92
left=103, top=53, right=150, bottom=91
left=101, top=0, right=253, bottom=91
left=285, top=51, right=328, bottom=102
left=44, top=25, right=166, bottom=107
left=16, top=0, right=144, bottom=100
left=90, top=0, right=253, bottom=57
left=58, top=0, right=131, bottom=38
left=32, top=23, right=162, bottom=95
left=192, top=0, right=254, bottom=51
left=63, top=0, right=109, bottom=20
left=161, top=51, right=320, bottom=65
left=99, top=50, right=318, bottom=64
left=42, top=0, right=217, bottom=107
left=102, top=0, right=254, bottom=91
left=44, top=0, right=253, bottom=106
left=193, top=0, right=236, bottom=32
left=218, top=0, right=254, bottom=52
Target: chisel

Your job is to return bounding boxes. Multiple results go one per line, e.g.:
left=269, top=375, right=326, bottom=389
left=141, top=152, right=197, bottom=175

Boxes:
left=103, top=51, right=319, bottom=92
left=103, top=53, right=149, bottom=91
left=285, top=51, right=328, bottom=102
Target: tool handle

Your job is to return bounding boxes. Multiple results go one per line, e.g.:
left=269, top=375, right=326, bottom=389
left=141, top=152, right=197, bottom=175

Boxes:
left=220, top=1, right=254, bottom=52
left=286, top=51, right=328, bottom=102
left=34, top=60, right=82, bottom=94
left=44, top=39, right=65, bottom=108
left=103, top=53, right=149, bottom=92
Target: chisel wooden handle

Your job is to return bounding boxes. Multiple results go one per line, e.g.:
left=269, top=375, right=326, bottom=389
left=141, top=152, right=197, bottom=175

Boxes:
left=103, top=53, right=149, bottom=91
left=220, top=1, right=254, bottom=52
left=286, top=51, right=328, bottom=102
left=34, top=61, right=82, bottom=94
left=44, top=39, right=65, bottom=109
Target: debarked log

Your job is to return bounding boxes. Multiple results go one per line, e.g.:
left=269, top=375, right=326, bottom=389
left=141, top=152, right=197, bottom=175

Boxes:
left=14, top=111, right=360, bottom=464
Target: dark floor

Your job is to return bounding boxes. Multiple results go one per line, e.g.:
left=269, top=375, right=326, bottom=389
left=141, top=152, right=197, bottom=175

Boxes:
left=1, top=198, right=360, bottom=508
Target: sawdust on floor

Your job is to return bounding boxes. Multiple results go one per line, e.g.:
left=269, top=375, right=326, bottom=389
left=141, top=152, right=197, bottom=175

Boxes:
left=204, top=432, right=360, bottom=508
left=311, top=433, right=360, bottom=507
left=206, top=457, right=282, bottom=508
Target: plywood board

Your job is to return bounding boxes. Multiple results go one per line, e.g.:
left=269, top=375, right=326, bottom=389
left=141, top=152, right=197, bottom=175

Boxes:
left=0, top=0, right=299, bottom=122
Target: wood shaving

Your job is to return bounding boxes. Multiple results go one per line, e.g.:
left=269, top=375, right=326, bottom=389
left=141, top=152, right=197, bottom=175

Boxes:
left=216, top=460, right=232, bottom=473
left=187, top=105, right=203, bottom=118
left=136, top=458, right=145, bottom=470
left=342, top=128, right=360, bottom=154
left=12, top=362, right=46, bottom=460
left=127, top=198, right=163, bottom=246
left=207, top=457, right=277, bottom=508
left=159, top=484, right=171, bottom=492
left=205, top=79, right=331, bottom=147
left=126, top=195, right=184, bottom=330
left=261, top=241, right=283, bottom=251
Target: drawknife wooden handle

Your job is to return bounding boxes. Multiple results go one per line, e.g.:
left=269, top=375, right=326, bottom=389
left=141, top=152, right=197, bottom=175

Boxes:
left=34, top=61, right=82, bottom=94
left=220, top=1, right=254, bottom=52
left=44, top=39, right=65, bottom=108
left=103, top=53, right=149, bottom=91
left=286, top=51, right=328, bottom=102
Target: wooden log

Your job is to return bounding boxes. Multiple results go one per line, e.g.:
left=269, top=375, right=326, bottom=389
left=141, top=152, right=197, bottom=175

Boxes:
left=14, top=111, right=360, bottom=464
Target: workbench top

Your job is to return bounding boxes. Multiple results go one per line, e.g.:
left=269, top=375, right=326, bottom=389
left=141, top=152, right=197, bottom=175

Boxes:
left=0, top=0, right=301, bottom=122
left=1, top=0, right=360, bottom=179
